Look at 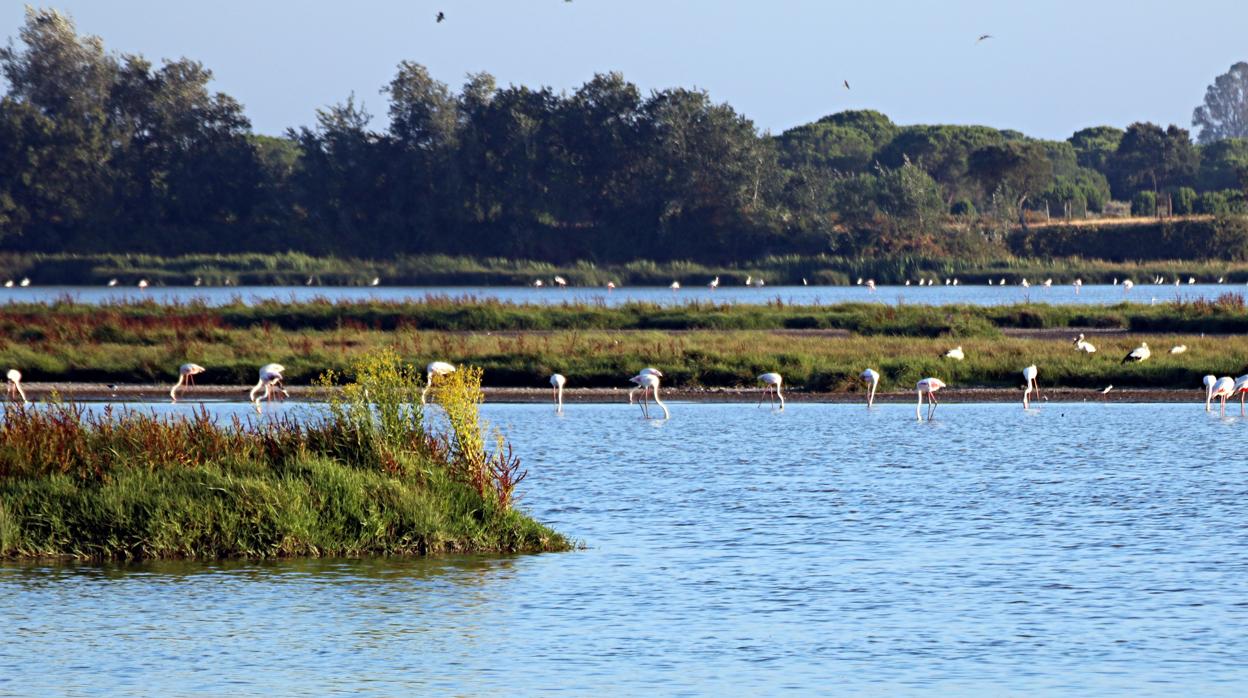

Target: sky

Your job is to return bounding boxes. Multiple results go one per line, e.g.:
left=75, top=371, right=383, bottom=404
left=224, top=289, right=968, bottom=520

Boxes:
left=4, top=1, right=1246, bottom=139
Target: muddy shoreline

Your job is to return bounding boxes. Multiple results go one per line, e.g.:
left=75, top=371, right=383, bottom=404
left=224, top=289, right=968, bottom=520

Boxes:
left=15, top=383, right=1204, bottom=404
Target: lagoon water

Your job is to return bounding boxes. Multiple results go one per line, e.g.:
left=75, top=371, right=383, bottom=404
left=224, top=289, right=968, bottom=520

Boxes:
left=0, top=283, right=1242, bottom=307
left=3, top=401, right=1248, bottom=695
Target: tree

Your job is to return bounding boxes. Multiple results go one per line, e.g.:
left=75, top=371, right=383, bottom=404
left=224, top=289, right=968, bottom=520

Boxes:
left=1107, top=122, right=1199, bottom=198
left=1193, top=62, right=1248, bottom=144
left=1068, top=126, right=1123, bottom=174
left=1197, top=138, right=1248, bottom=192
left=967, top=141, right=1053, bottom=223
left=876, top=124, right=1006, bottom=206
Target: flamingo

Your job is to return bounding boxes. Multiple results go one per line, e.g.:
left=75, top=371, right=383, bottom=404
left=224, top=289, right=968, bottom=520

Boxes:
left=249, top=363, right=288, bottom=412
left=1123, top=279, right=1134, bottom=293
left=757, top=372, right=785, bottom=410
left=1074, top=278, right=1083, bottom=294
left=606, top=282, right=616, bottom=291
left=1203, top=374, right=1219, bottom=412
left=866, top=279, right=876, bottom=292
left=6, top=369, right=26, bottom=403
left=1121, top=342, right=1150, bottom=364
left=670, top=281, right=681, bottom=291
left=628, top=367, right=663, bottom=404
left=860, top=368, right=880, bottom=407
left=629, top=371, right=669, bottom=420
left=421, top=361, right=456, bottom=405
left=137, top=279, right=149, bottom=289
left=1169, top=345, right=1188, bottom=354
left=1043, top=278, right=1052, bottom=287
left=1208, top=375, right=1235, bottom=415
left=1074, top=333, right=1097, bottom=353
left=170, top=363, right=206, bottom=403
left=944, top=346, right=965, bottom=361
left=534, top=279, right=544, bottom=287
left=1022, top=364, right=1039, bottom=409
left=916, top=377, right=946, bottom=421
left=550, top=373, right=566, bottom=412
left=1233, top=375, right=1248, bottom=416
left=1021, top=279, right=1030, bottom=288
left=709, top=276, right=719, bottom=291
left=554, top=276, right=567, bottom=288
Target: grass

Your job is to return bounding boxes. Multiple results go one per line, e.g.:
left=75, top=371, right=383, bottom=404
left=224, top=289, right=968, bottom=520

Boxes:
left=0, top=350, right=570, bottom=560
left=7, top=247, right=1248, bottom=286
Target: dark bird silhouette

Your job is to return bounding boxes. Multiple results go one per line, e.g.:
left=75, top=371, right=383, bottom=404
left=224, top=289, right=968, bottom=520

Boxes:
left=843, top=80, right=850, bottom=90
left=436, top=11, right=445, bottom=23
left=976, top=34, right=992, bottom=42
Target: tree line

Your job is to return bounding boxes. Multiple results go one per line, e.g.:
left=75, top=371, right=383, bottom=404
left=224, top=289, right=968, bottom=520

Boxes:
left=3, top=9, right=1248, bottom=263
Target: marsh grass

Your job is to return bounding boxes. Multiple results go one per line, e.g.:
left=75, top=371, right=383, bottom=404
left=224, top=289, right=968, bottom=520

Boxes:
left=0, top=352, right=567, bottom=560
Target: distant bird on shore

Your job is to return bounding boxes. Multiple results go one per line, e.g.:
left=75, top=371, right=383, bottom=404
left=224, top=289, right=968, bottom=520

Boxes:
left=1074, top=279, right=1083, bottom=294
left=670, top=281, right=681, bottom=291
left=1101, top=385, right=1114, bottom=394
left=250, top=363, right=288, bottom=412
left=606, top=281, right=616, bottom=291
left=369, top=277, right=380, bottom=286
left=436, top=11, right=445, bottom=22
left=170, top=363, right=206, bottom=403
left=1021, top=278, right=1030, bottom=288
left=1123, top=279, right=1134, bottom=292
left=422, top=361, right=456, bottom=405
left=19, top=278, right=30, bottom=287
left=757, top=372, right=785, bottom=410
left=944, top=346, right=965, bottom=361
left=3, top=281, right=11, bottom=288
left=107, top=278, right=118, bottom=287
left=861, top=368, right=880, bottom=408
left=746, top=275, right=754, bottom=286
left=866, top=279, right=876, bottom=292
left=629, top=371, right=669, bottom=419
left=1074, top=333, right=1097, bottom=353
left=6, top=369, right=25, bottom=403
left=1169, top=345, right=1188, bottom=354
left=550, top=373, right=566, bottom=413
left=629, top=367, right=663, bottom=404
left=1121, top=342, right=1150, bottom=364
left=533, top=279, right=544, bottom=287
left=709, top=276, right=719, bottom=291
left=977, top=33, right=993, bottom=42
left=193, top=277, right=202, bottom=287
left=1022, top=364, right=1039, bottom=409
left=554, top=275, right=567, bottom=288
left=915, top=377, right=945, bottom=421
left=137, top=279, right=148, bottom=289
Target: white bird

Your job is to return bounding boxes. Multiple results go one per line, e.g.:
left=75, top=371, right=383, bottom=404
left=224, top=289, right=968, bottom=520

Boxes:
left=628, top=367, right=663, bottom=404
left=1123, top=279, right=1134, bottom=292
left=1121, top=342, right=1150, bottom=364
left=1219, top=277, right=1225, bottom=284
left=988, top=279, right=993, bottom=286
left=1208, top=376, right=1236, bottom=415
left=19, top=278, right=29, bottom=287
left=170, top=363, right=206, bottom=403
left=866, top=279, right=876, bottom=292
left=107, top=278, right=118, bottom=287
left=952, top=278, right=959, bottom=286
left=2, top=280, right=11, bottom=288
left=860, top=368, right=880, bottom=408
left=193, top=277, right=203, bottom=287
left=629, top=371, right=669, bottom=419
left=421, top=361, right=456, bottom=405
left=944, top=278, right=950, bottom=286
left=306, top=276, right=315, bottom=286
left=999, top=278, right=1006, bottom=286
left=369, top=277, right=380, bottom=286
left=1074, top=333, right=1097, bottom=353
left=944, top=346, right=965, bottom=361
left=757, top=372, right=785, bottom=410
left=802, top=278, right=808, bottom=286
left=1073, top=279, right=1083, bottom=294
left=550, top=373, right=566, bottom=412
left=670, top=281, right=681, bottom=291
left=1101, top=385, right=1114, bottom=394
left=6, top=369, right=26, bottom=403
left=1233, top=375, right=1248, bottom=416
left=1043, top=278, right=1052, bottom=287
left=1113, top=278, right=1119, bottom=285
left=1022, top=364, right=1039, bottom=410
left=533, top=279, right=544, bottom=288
left=709, top=276, right=719, bottom=291
left=905, top=280, right=911, bottom=286
left=1169, top=345, right=1188, bottom=354
left=915, top=377, right=946, bottom=421
left=137, top=279, right=149, bottom=289
left=1188, top=277, right=1196, bottom=285
left=554, top=276, right=567, bottom=288
left=746, top=275, right=754, bottom=286
left=757, top=278, right=765, bottom=287
left=856, top=278, right=863, bottom=286
left=249, top=363, right=288, bottom=412
left=606, top=281, right=616, bottom=291
left=1021, top=279, right=1030, bottom=288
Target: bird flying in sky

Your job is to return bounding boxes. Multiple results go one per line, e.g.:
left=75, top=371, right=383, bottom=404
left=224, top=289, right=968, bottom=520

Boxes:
left=977, top=34, right=992, bottom=42
left=436, top=11, right=445, bottom=23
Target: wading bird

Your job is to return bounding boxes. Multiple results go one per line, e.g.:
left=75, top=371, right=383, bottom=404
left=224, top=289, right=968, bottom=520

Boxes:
left=107, top=278, right=118, bottom=287
left=628, top=367, right=663, bottom=404
left=6, top=369, right=25, bottom=403
left=249, top=363, right=288, bottom=412
left=916, top=377, right=946, bottom=421
left=670, top=281, right=681, bottom=291
left=1233, top=375, right=1248, bottom=416
left=606, top=281, right=615, bottom=291
left=866, top=279, right=876, bottom=292
left=369, top=277, right=380, bottom=286
left=944, top=346, right=965, bottom=361
left=1121, top=342, right=1151, bottom=364
left=533, top=279, right=544, bottom=287
left=554, top=276, right=567, bottom=288
left=1208, top=375, right=1236, bottom=415
left=550, top=373, right=566, bottom=413
left=709, top=276, right=719, bottom=291
left=421, top=361, right=456, bottom=405
left=170, top=363, right=206, bottom=403
left=19, top=278, right=29, bottom=287
left=1074, top=333, right=1097, bottom=353
left=1123, top=279, right=1134, bottom=293
left=1101, top=385, right=1114, bottom=394
left=1074, top=279, right=1083, bottom=294
left=629, top=371, right=669, bottom=419
left=137, top=279, right=148, bottom=289
left=1022, top=364, right=1040, bottom=409
left=757, top=372, right=785, bottom=410
left=861, top=368, right=880, bottom=407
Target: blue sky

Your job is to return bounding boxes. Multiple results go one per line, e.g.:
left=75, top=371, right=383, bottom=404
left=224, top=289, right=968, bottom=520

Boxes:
left=5, top=1, right=1246, bottom=139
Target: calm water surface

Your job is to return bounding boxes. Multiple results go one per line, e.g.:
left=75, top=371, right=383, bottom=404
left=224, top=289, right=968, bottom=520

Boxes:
left=2, top=401, right=1247, bottom=695
left=0, top=283, right=1241, bottom=307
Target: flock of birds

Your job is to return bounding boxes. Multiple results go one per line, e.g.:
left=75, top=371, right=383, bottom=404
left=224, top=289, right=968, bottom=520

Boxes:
left=518, top=276, right=1246, bottom=295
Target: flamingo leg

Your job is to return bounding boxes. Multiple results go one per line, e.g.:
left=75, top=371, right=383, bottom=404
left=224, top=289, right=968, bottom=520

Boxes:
left=929, top=393, right=939, bottom=420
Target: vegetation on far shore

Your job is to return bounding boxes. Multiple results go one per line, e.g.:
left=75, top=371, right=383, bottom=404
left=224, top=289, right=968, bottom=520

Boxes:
left=2, top=296, right=1246, bottom=391
left=0, top=350, right=570, bottom=560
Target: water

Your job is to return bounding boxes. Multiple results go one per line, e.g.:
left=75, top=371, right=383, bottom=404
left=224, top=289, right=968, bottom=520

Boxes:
left=1, top=283, right=1241, bottom=307
left=3, top=401, right=1247, bottom=695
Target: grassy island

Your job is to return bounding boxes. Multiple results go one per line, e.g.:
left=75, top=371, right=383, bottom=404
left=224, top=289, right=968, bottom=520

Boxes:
left=0, top=351, right=569, bottom=560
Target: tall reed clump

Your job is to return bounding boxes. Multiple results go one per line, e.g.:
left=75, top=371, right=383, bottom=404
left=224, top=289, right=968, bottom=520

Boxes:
left=0, top=351, right=568, bottom=560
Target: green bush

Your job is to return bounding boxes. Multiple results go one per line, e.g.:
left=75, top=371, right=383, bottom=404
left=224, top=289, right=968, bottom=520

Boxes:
left=1131, top=190, right=1157, bottom=216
